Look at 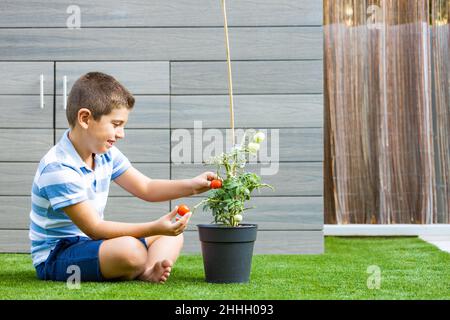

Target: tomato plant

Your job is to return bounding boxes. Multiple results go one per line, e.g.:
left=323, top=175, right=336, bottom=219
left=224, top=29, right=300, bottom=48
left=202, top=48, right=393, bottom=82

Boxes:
left=192, top=130, right=274, bottom=227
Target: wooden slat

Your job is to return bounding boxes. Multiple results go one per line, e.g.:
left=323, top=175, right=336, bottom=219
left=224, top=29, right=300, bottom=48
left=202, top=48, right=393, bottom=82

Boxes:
left=171, top=128, right=323, bottom=162
left=0, top=62, right=54, bottom=94
left=0, top=196, right=30, bottom=229
left=171, top=163, right=323, bottom=196
left=171, top=196, right=323, bottom=230
left=105, top=197, right=170, bottom=223
left=0, top=129, right=53, bottom=161
left=0, top=27, right=323, bottom=61
left=0, top=195, right=323, bottom=230
left=0, top=163, right=170, bottom=196
left=114, top=197, right=324, bottom=230
left=0, top=230, right=30, bottom=253
left=0, top=163, right=38, bottom=196
left=109, top=163, right=170, bottom=196
left=171, top=94, right=323, bottom=128
left=171, top=61, right=323, bottom=94
left=0, top=229, right=324, bottom=254
left=55, top=62, right=169, bottom=94
left=0, top=96, right=53, bottom=128
left=0, top=196, right=169, bottom=229
left=0, top=167, right=322, bottom=220
left=174, top=230, right=324, bottom=254
left=56, top=96, right=170, bottom=129
left=56, top=129, right=170, bottom=163
left=0, top=0, right=323, bottom=27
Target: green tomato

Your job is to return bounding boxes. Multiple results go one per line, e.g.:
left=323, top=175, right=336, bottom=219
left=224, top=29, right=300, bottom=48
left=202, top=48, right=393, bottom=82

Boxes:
left=234, top=214, right=243, bottom=222
left=253, top=132, right=265, bottom=143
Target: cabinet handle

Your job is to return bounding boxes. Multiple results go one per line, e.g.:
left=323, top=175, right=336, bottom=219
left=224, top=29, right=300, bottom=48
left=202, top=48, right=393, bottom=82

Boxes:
left=63, top=75, right=68, bottom=110
left=40, top=74, right=44, bottom=109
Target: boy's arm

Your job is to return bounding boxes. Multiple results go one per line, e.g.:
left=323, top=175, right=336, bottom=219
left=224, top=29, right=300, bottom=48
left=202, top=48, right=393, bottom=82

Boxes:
left=114, top=167, right=217, bottom=202
left=63, top=201, right=191, bottom=240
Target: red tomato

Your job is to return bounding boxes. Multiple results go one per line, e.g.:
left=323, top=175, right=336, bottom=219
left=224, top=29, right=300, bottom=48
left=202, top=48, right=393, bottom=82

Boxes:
left=210, top=179, right=222, bottom=189
left=177, top=204, right=190, bottom=216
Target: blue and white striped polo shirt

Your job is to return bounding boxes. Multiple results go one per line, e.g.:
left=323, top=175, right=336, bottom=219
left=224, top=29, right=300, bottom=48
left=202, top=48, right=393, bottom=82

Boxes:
left=29, top=129, right=131, bottom=267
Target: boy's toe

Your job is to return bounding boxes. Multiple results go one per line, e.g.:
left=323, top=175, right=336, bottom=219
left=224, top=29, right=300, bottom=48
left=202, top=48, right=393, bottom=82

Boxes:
left=162, top=259, right=173, bottom=268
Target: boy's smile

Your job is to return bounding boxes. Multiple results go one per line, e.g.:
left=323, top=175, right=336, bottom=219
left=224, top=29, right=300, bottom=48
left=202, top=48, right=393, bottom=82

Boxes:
left=88, top=107, right=129, bottom=153
left=69, top=107, right=130, bottom=166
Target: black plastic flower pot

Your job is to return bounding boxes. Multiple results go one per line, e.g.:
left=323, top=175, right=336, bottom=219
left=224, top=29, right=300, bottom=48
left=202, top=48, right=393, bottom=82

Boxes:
left=197, top=223, right=258, bottom=283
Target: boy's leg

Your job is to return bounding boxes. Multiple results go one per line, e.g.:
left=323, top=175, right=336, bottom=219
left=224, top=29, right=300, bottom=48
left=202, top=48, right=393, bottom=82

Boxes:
left=138, top=233, right=184, bottom=282
left=98, top=236, right=148, bottom=281
left=144, top=235, right=163, bottom=247
left=146, top=233, right=184, bottom=265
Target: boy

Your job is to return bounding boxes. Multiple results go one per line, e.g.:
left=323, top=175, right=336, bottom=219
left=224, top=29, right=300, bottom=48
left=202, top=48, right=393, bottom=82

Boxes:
left=29, top=72, right=216, bottom=283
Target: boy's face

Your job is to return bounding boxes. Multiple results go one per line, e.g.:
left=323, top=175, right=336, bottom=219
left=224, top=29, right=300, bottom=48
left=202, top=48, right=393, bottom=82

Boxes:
left=86, top=107, right=129, bottom=154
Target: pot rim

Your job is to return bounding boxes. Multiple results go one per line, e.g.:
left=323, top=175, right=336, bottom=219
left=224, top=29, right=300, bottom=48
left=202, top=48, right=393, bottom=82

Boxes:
left=196, top=223, right=258, bottom=229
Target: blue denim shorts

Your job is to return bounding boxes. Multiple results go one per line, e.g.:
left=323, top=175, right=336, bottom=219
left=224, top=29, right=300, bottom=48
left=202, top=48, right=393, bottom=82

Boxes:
left=35, top=236, right=148, bottom=282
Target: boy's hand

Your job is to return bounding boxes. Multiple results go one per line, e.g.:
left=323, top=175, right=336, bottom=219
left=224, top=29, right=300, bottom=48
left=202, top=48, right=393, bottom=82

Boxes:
left=154, top=206, right=192, bottom=236
left=190, top=171, right=218, bottom=195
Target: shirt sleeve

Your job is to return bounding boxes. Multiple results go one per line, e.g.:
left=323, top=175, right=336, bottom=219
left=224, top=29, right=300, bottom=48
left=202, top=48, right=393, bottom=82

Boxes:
left=110, top=146, right=132, bottom=180
left=36, top=162, right=88, bottom=211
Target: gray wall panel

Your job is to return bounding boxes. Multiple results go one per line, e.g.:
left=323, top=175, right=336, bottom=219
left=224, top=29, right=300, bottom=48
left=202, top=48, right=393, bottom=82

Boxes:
left=56, top=96, right=170, bottom=129
left=0, top=27, right=322, bottom=61
left=0, top=230, right=30, bottom=253
left=109, top=164, right=170, bottom=196
left=0, top=197, right=31, bottom=229
left=0, top=195, right=323, bottom=230
left=0, top=0, right=323, bottom=27
left=0, top=196, right=169, bottom=229
left=55, top=62, right=169, bottom=94
left=0, top=63, right=54, bottom=94
left=171, top=61, right=323, bottom=94
left=0, top=0, right=323, bottom=254
left=0, top=96, right=53, bottom=128
left=182, top=230, right=324, bottom=254
left=171, top=163, right=323, bottom=196
left=171, top=95, right=323, bottom=128
left=0, top=163, right=171, bottom=196
left=0, top=163, right=38, bottom=196
left=171, top=196, right=324, bottom=230
left=171, top=128, right=323, bottom=162
left=55, top=129, right=170, bottom=163
left=0, top=229, right=324, bottom=254
left=0, top=129, right=53, bottom=161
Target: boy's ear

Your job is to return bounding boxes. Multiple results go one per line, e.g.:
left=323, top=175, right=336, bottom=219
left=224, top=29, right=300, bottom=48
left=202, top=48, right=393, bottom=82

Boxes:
left=77, top=108, right=92, bottom=129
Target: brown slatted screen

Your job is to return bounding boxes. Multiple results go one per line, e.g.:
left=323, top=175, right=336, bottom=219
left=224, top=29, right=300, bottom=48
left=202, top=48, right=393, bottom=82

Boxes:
left=324, top=0, right=450, bottom=224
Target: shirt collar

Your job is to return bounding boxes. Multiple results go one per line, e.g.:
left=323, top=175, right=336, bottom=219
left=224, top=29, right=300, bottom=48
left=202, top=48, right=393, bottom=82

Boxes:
left=59, top=129, right=101, bottom=172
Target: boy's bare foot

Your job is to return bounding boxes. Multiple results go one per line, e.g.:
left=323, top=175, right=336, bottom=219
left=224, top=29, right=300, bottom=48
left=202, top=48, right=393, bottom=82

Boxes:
left=138, top=259, right=173, bottom=283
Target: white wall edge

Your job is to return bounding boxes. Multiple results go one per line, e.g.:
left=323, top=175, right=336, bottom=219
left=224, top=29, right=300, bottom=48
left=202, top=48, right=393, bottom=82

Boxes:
left=324, top=224, right=450, bottom=236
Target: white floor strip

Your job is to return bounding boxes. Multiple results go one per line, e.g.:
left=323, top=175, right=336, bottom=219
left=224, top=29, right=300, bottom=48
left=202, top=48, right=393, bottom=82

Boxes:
left=418, top=235, right=450, bottom=253
left=324, top=224, right=450, bottom=236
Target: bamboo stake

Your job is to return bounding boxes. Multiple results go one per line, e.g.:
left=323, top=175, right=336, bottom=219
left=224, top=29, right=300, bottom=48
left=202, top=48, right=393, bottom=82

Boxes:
left=220, top=0, right=235, bottom=147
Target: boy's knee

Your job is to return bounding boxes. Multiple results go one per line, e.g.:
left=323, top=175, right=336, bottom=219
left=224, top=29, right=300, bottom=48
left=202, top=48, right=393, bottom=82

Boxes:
left=169, top=233, right=184, bottom=248
left=118, top=236, right=147, bottom=272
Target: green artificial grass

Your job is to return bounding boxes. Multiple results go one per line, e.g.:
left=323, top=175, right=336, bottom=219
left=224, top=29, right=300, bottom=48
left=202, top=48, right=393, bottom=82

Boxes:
left=0, top=237, right=448, bottom=300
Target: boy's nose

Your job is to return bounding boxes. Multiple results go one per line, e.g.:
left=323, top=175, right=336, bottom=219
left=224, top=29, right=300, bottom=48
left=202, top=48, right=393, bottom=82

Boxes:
left=116, top=128, right=125, bottom=139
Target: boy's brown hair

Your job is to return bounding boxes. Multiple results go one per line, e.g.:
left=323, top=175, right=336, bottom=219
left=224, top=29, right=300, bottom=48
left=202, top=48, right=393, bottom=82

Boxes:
left=66, top=72, right=135, bottom=128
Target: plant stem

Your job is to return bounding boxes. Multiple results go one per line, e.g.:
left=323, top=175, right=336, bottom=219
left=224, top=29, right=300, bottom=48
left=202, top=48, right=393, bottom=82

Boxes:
left=191, top=198, right=210, bottom=214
